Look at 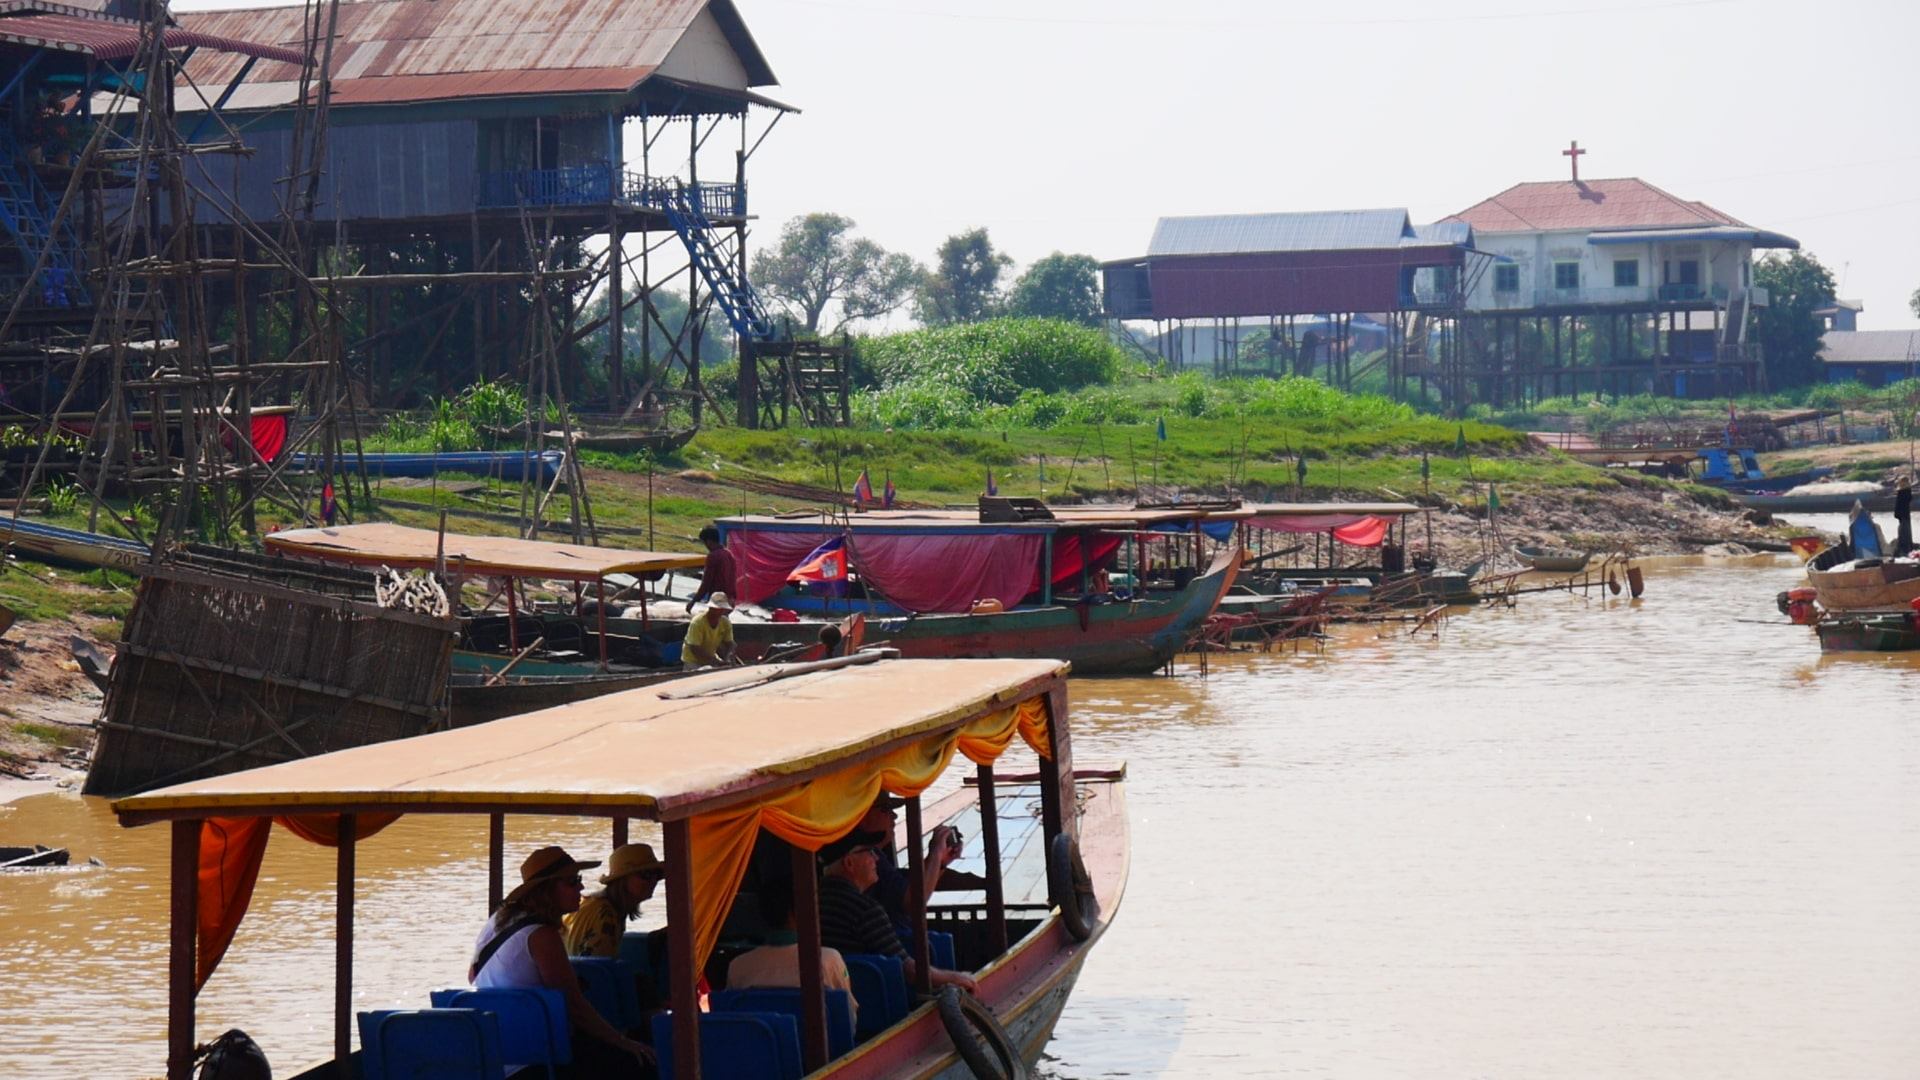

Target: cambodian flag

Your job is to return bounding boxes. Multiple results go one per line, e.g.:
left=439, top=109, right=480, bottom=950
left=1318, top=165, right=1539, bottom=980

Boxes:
left=882, top=474, right=896, bottom=509
left=851, top=469, right=873, bottom=506
left=788, top=536, right=848, bottom=584
left=320, top=479, right=336, bottom=525
left=985, top=469, right=998, bottom=496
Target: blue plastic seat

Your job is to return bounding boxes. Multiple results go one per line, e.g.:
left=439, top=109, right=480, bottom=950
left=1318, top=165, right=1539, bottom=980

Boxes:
left=928, top=930, right=956, bottom=971
left=710, top=987, right=856, bottom=1059
left=358, top=1008, right=505, bottom=1080
left=840, top=954, right=908, bottom=1041
left=650, top=1009, right=802, bottom=1080
left=569, top=956, right=641, bottom=1029
left=429, top=987, right=570, bottom=1072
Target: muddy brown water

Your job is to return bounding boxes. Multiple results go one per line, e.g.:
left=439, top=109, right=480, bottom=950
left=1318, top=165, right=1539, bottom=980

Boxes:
left=3, top=558, right=1917, bottom=1077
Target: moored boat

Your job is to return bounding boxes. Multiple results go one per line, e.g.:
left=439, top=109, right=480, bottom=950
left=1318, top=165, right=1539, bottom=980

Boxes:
left=111, top=652, right=1125, bottom=1080
left=1734, top=484, right=1896, bottom=514
left=1815, top=611, right=1920, bottom=652
left=1513, top=545, right=1593, bottom=573
left=1805, top=550, right=1920, bottom=612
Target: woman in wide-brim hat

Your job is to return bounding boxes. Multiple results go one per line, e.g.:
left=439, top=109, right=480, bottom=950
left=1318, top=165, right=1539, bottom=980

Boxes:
left=564, top=842, right=668, bottom=959
left=469, top=845, right=652, bottom=1078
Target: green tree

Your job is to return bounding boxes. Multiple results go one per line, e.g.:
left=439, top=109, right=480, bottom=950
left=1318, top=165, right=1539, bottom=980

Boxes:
left=1752, top=251, right=1836, bottom=389
left=913, top=227, right=1011, bottom=326
left=753, top=213, right=919, bottom=333
left=1005, top=252, right=1103, bottom=326
left=1909, top=286, right=1920, bottom=321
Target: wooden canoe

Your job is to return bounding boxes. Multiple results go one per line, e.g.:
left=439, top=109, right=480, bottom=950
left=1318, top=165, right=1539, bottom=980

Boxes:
left=1514, top=545, right=1592, bottom=573
left=1815, top=613, right=1920, bottom=652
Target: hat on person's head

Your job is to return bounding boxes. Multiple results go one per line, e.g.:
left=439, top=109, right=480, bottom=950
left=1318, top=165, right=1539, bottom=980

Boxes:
left=599, top=842, right=666, bottom=885
left=870, top=793, right=906, bottom=812
left=1901, top=474, right=1913, bottom=491
left=707, top=592, right=734, bottom=611
left=505, top=845, right=600, bottom=904
left=817, top=828, right=887, bottom=869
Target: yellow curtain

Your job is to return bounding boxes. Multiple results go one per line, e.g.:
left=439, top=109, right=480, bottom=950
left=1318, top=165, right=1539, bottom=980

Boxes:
left=685, top=697, right=1051, bottom=974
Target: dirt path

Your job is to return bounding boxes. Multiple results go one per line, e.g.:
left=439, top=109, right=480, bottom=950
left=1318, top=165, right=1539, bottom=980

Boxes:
left=0, top=614, right=106, bottom=792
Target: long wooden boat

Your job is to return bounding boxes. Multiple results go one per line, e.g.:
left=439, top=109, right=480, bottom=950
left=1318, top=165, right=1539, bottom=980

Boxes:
left=720, top=545, right=1240, bottom=675
left=287, top=449, right=566, bottom=486
left=448, top=666, right=693, bottom=726
left=1734, top=487, right=1897, bottom=513
left=0, top=513, right=149, bottom=572
left=1806, top=548, right=1920, bottom=612
left=1514, top=545, right=1592, bottom=573
left=1815, top=612, right=1920, bottom=652
left=112, top=653, right=1124, bottom=1080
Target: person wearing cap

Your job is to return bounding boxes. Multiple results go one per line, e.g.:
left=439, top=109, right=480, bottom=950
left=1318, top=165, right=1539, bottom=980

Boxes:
left=682, top=591, right=738, bottom=666
left=817, top=829, right=977, bottom=996
left=688, top=524, right=736, bottom=610
left=470, top=846, right=653, bottom=1077
left=564, top=843, right=667, bottom=960
left=859, top=796, right=976, bottom=945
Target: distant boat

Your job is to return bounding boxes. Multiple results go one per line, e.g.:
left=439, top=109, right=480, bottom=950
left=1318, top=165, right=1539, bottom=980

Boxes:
left=0, top=845, right=70, bottom=869
left=1806, top=549, right=1920, bottom=612
left=1693, top=447, right=1833, bottom=493
left=1733, top=483, right=1896, bottom=514
left=288, top=450, right=565, bottom=486
left=484, top=423, right=697, bottom=455
left=1513, top=545, right=1592, bottom=573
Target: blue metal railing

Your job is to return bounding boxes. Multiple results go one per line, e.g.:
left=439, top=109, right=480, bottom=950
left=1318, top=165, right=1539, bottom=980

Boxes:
left=624, top=175, right=745, bottom=218
left=475, top=162, right=618, bottom=208
left=0, top=122, right=88, bottom=307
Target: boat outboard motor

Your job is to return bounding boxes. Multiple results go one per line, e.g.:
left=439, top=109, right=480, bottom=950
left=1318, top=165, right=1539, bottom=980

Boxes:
left=196, top=1029, right=271, bottom=1080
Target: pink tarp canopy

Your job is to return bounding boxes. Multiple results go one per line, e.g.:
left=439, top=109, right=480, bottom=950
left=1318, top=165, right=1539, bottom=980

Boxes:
left=1247, top=513, right=1392, bottom=548
left=728, top=528, right=1044, bottom=614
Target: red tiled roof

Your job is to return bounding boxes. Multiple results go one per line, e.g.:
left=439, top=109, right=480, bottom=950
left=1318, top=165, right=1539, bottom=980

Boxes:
left=1445, top=178, right=1747, bottom=234
left=0, top=10, right=306, bottom=63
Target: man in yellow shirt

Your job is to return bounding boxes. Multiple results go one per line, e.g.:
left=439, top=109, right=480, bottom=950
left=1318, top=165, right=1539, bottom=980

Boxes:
left=563, top=843, right=667, bottom=959
left=682, top=592, right=737, bottom=666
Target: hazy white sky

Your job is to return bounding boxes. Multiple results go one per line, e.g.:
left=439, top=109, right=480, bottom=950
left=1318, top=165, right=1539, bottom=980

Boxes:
left=176, top=0, right=1920, bottom=327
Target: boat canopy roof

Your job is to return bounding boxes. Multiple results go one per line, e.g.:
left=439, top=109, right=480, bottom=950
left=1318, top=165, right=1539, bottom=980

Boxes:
left=263, top=523, right=702, bottom=581
left=1243, top=502, right=1420, bottom=518
left=112, top=656, right=1066, bottom=824
left=721, top=505, right=1255, bottom=534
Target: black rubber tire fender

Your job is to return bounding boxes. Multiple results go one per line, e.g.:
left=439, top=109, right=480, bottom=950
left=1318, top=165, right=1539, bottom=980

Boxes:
left=1047, top=831, right=1097, bottom=942
left=937, top=986, right=1029, bottom=1080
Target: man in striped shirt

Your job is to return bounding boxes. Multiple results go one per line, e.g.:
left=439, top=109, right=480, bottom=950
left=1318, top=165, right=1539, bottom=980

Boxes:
left=817, top=829, right=977, bottom=995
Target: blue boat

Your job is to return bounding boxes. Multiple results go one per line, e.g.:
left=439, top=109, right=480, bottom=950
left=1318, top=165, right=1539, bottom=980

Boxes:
left=1695, top=447, right=1832, bottom=493
left=289, top=450, right=565, bottom=486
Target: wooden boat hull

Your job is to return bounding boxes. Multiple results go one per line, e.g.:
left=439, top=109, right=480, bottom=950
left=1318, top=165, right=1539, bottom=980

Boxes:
left=449, top=668, right=692, bottom=726
left=289, top=450, right=564, bottom=486
left=1816, top=614, right=1920, bottom=652
left=730, top=547, right=1241, bottom=676
left=0, top=514, right=149, bottom=572
left=1735, top=489, right=1896, bottom=513
left=1514, top=546, right=1592, bottom=573
left=485, top=424, right=696, bottom=455
left=1808, top=558, right=1920, bottom=612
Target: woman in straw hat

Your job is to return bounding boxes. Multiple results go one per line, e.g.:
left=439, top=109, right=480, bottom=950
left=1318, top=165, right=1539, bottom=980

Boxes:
left=565, top=842, right=666, bottom=959
left=470, top=845, right=653, bottom=1077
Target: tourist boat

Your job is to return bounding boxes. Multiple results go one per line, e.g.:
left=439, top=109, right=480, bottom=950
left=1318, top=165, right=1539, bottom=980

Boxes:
left=1513, top=545, right=1592, bottom=573
left=713, top=504, right=1243, bottom=675
left=1814, top=611, right=1920, bottom=652
left=111, top=652, right=1126, bottom=1080
left=265, top=523, right=710, bottom=718
left=1805, top=547, right=1920, bottom=612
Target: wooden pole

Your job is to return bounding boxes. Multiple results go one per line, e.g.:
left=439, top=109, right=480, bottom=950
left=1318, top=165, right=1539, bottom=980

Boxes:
left=977, top=763, right=1008, bottom=955
left=335, top=814, right=356, bottom=1079
left=167, top=820, right=200, bottom=1080
left=664, top=818, right=700, bottom=1079
left=789, top=844, right=829, bottom=1071
left=904, top=796, right=932, bottom=996
left=488, top=813, right=505, bottom=913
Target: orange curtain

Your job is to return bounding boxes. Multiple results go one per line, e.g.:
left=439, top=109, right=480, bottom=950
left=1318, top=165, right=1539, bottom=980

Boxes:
left=684, top=697, right=1052, bottom=976
left=194, top=813, right=401, bottom=989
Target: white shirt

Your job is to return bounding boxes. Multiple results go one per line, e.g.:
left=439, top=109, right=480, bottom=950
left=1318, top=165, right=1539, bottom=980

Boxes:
left=471, top=909, right=545, bottom=989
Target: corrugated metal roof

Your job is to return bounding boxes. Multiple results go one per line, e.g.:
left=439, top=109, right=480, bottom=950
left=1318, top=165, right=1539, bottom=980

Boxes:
left=1408, top=220, right=1472, bottom=247
left=1821, top=330, right=1920, bottom=365
left=174, top=0, right=775, bottom=112
left=0, top=10, right=306, bottom=62
left=1446, top=178, right=1749, bottom=234
left=1149, top=209, right=1423, bottom=257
